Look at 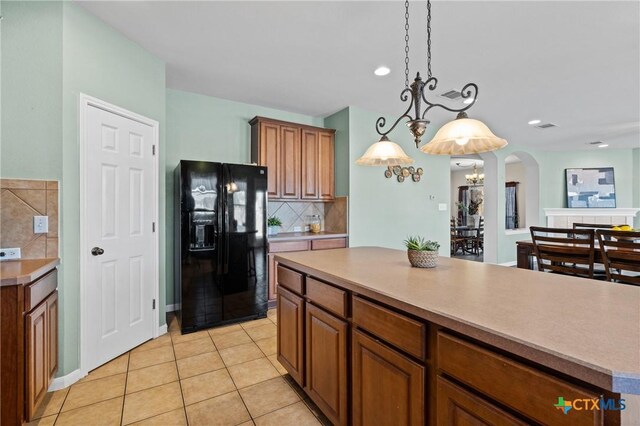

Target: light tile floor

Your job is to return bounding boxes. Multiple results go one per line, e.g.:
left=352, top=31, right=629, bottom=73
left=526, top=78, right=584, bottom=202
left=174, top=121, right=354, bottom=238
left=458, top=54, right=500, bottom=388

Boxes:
left=29, top=309, right=330, bottom=426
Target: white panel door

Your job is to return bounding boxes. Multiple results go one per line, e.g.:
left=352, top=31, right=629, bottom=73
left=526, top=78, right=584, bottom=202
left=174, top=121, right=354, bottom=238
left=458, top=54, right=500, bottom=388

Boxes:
left=85, top=105, right=155, bottom=372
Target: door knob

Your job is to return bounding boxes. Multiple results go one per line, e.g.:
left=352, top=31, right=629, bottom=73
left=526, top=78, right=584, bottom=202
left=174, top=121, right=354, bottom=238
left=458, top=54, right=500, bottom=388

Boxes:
left=91, top=247, right=105, bottom=256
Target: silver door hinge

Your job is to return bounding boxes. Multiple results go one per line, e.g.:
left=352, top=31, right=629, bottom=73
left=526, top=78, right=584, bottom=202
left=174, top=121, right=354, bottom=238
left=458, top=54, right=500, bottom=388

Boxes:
left=152, top=222, right=156, bottom=232
left=152, top=145, right=156, bottom=155
left=152, top=299, right=156, bottom=310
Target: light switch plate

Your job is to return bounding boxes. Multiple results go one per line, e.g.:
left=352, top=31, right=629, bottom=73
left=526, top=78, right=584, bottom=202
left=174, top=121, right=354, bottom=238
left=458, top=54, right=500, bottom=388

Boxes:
left=438, top=203, right=447, bottom=211
left=0, top=248, right=21, bottom=260
left=34, top=216, right=49, bottom=233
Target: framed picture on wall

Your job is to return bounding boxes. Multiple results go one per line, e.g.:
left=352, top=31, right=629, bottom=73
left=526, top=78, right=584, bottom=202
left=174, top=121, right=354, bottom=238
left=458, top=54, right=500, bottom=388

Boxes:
left=565, top=167, right=616, bottom=208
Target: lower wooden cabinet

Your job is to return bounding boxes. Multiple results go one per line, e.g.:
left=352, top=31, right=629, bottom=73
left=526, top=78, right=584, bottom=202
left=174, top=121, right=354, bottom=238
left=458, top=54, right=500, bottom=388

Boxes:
left=25, top=291, right=58, bottom=420
left=26, top=300, right=49, bottom=420
left=47, top=291, right=59, bottom=378
left=277, top=286, right=305, bottom=386
left=352, top=329, right=425, bottom=426
left=268, top=237, right=347, bottom=303
left=305, top=303, right=348, bottom=426
left=437, top=377, right=528, bottom=425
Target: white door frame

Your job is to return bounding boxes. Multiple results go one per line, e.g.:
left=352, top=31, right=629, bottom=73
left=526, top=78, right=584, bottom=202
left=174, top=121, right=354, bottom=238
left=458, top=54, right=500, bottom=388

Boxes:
left=78, top=93, right=160, bottom=377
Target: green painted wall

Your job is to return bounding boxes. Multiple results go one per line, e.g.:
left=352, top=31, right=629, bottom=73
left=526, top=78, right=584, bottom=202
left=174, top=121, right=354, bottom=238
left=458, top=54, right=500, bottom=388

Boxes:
left=164, top=89, right=323, bottom=305
left=539, top=149, right=635, bottom=209
left=60, top=2, right=166, bottom=375
left=1, top=1, right=167, bottom=377
left=494, top=147, right=638, bottom=264
left=324, top=108, right=350, bottom=197
left=346, top=106, right=451, bottom=251
left=1, top=1, right=63, bottom=178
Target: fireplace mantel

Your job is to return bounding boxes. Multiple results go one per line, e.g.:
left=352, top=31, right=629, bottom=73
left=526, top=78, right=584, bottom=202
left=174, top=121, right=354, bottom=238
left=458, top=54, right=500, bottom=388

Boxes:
left=544, top=208, right=639, bottom=227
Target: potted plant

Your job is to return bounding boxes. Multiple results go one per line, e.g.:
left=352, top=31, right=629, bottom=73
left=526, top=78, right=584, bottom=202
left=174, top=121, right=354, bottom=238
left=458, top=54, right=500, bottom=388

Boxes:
left=404, top=236, right=440, bottom=268
left=267, top=216, right=282, bottom=236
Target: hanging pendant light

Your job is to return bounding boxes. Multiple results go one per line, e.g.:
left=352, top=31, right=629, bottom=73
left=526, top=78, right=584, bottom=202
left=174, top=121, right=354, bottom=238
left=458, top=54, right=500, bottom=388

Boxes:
left=464, top=162, right=485, bottom=185
left=357, top=0, right=506, bottom=165
left=355, top=136, right=414, bottom=166
left=420, top=112, right=507, bottom=155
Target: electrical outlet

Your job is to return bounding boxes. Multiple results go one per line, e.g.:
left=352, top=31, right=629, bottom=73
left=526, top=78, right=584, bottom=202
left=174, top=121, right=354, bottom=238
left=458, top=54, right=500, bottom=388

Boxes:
left=438, top=203, right=447, bottom=211
left=0, top=248, right=21, bottom=260
left=34, top=216, right=49, bottom=233
left=293, top=226, right=302, bottom=232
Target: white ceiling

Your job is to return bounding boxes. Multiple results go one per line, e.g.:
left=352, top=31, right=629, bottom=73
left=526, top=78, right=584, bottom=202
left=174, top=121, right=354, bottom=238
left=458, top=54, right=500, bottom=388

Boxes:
left=76, top=1, right=640, bottom=151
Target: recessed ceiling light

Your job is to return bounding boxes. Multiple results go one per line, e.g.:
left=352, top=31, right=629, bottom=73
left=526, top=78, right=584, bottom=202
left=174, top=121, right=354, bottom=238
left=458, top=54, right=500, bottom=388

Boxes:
left=374, top=66, right=391, bottom=76
left=598, top=144, right=609, bottom=148
left=463, top=98, right=474, bottom=104
left=528, top=119, right=541, bottom=125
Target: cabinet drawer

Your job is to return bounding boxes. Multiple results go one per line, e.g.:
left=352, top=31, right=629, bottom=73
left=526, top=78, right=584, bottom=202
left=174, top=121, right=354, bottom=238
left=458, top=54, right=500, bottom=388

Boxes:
left=25, top=269, right=57, bottom=312
left=352, top=296, right=426, bottom=360
left=437, top=332, right=604, bottom=426
left=306, top=277, right=347, bottom=318
left=437, top=377, right=528, bottom=425
left=277, top=265, right=304, bottom=295
left=269, top=240, right=310, bottom=253
left=311, top=238, right=346, bottom=251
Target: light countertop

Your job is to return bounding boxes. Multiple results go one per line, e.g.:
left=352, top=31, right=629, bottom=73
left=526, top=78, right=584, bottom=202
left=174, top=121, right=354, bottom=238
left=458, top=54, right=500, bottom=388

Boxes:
left=0, top=258, right=60, bottom=286
left=275, top=247, right=640, bottom=394
left=268, top=231, right=348, bottom=242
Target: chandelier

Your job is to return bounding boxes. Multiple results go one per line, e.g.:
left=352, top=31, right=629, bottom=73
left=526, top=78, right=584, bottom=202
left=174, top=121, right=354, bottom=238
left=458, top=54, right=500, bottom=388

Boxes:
left=357, top=0, right=507, bottom=166
left=465, top=163, right=484, bottom=185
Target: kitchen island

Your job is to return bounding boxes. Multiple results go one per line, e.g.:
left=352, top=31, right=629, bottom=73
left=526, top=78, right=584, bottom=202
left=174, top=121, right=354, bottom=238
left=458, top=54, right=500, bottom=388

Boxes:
left=274, top=247, right=639, bottom=425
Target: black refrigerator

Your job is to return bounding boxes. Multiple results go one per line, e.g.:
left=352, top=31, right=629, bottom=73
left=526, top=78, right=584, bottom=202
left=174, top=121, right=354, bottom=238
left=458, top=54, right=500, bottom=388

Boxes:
left=174, top=160, right=268, bottom=333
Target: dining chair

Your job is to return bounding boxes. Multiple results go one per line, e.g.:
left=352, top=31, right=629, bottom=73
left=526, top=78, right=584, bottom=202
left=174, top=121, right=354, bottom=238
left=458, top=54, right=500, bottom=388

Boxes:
left=450, top=218, right=466, bottom=255
left=572, top=223, right=617, bottom=275
left=530, top=226, right=596, bottom=279
left=595, top=230, right=640, bottom=286
left=472, top=217, right=484, bottom=255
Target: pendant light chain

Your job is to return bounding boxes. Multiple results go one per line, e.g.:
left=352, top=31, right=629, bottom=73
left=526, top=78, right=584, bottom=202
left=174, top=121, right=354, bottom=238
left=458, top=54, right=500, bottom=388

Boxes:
left=404, top=0, right=410, bottom=88
left=426, top=0, right=432, bottom=79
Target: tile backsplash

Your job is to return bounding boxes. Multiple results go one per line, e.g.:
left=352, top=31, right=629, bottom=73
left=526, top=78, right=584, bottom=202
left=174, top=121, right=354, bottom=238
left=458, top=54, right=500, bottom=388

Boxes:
left=268, top=201, right=325, bottom=233
left=0, top=179, right=59, bottom=259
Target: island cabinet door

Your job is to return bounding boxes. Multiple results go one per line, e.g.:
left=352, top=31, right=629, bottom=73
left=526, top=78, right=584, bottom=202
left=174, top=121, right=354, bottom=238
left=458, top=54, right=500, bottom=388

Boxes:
left=305, top=303, right=348, bottom=426
left=437, top=377, right=529, bottom=426
left=352, top=329, right=425, bottom=426
left=277, top=286, right=305, bottom=385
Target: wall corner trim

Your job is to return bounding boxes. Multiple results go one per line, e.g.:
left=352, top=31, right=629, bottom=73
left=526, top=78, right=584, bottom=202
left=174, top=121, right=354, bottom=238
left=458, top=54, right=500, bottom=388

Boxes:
left=48, top=369, right=85, bottom=391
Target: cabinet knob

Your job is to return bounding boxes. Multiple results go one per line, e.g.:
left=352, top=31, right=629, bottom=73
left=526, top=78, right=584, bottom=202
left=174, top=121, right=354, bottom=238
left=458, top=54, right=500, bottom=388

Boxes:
left=91, top=247, right=105, bottom=256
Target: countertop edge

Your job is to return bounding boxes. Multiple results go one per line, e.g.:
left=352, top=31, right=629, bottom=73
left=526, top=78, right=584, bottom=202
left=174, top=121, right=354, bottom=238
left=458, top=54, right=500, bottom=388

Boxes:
left=0, top=258, right=60, bottom=286
left=268, top=232, right=348, bottom=242
left=274, top=254, right=638, bottom=395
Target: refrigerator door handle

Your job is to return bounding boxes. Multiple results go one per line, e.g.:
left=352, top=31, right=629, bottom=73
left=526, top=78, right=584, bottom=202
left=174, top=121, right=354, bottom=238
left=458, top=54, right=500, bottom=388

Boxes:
left=223, top=171, right=230, bottom=274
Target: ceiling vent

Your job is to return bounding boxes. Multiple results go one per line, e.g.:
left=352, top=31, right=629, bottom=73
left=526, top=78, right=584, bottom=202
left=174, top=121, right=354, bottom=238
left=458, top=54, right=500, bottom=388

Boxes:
left=440, top=89, right=462, bottom=100
left=534, top=122, right=558, bottom=129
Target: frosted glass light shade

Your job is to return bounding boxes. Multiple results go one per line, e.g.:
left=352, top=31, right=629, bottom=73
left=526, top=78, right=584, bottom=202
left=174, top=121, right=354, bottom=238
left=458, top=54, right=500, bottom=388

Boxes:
left=420, top=117, right=507, bottom=155
left=356, top=137, right=414, bottom=166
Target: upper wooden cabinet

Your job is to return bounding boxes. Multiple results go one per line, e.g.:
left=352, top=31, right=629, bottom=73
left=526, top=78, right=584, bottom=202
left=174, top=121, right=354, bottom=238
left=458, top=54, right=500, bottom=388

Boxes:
left=250, top=116, right=335, bottom=201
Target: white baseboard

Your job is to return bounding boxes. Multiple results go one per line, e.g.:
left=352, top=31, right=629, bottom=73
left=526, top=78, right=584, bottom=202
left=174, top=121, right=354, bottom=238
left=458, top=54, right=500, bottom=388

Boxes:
left=499, top=261, right=517, bottom=267
left=157, top=324, right=168, bottom=336
left=166, top=304, right=177, bottom=312
left=49, top=369, right=85, bottom=391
